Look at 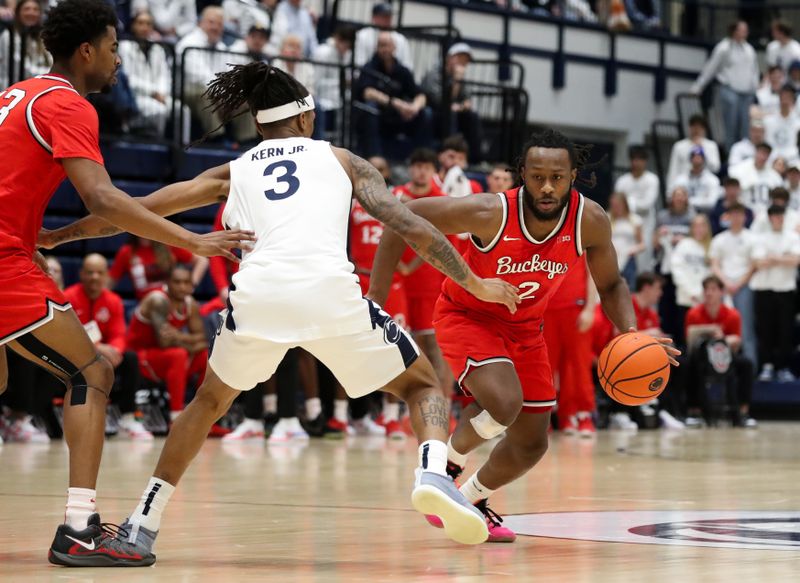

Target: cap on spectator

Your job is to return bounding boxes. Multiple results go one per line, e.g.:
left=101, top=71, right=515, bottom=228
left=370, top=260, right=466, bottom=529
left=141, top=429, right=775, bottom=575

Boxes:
left=787, top=159, right=800, bottom=172
left=790, top=60, right=800, bottom=73
left=768, top=204, right=786, bottom=216
left=447, top=42, right=473, bottom=60
left=248, top=24, right=269, bottom=37
left=372, top=2, right=393, bottom=16
left=689, top=145, right=705, bottom=159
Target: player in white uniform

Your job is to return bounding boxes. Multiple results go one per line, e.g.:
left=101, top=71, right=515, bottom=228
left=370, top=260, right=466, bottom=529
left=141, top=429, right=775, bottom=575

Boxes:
left=43, top=63, right=520, bottom=562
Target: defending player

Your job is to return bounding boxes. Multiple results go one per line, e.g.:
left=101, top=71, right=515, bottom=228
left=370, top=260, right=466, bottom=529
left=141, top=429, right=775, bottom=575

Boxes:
left=0, top=0, right=252, bottom=567
left=43, top=63, right=520, bottom=561
left=369, top=129, right=680, bottom=541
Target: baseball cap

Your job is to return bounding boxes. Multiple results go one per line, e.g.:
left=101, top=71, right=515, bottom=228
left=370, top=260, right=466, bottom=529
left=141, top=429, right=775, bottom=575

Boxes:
left=372, top=2, right=393, bottom=16
left=447, top=42, right=473, bottom=60
left=689, top=145, right=705, bottom=159
left=248, top=24, right=269, bottom=37
left=787, top=159, right=800, bottom=172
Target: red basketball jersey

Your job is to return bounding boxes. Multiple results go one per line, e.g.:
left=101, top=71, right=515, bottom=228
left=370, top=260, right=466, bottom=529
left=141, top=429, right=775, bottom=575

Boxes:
left=126, top=289, right=191, bottom=350
left=0, top=75, right=103, bottom=256
left=547, top=255, right=589, bottom=311
left=441, top=187, right=585, bottom=324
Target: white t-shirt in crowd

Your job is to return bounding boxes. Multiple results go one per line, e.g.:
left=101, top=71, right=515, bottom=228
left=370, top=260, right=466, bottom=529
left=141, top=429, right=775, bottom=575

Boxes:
left=766, top=38, right=800, bottom=73
left=756, top=86, right=780, bottom=117
left=670, top=169, right=721, bottom=213
left=670, top=237, right=710, bottom=307
left=709, top=228, right=755, bottom=282
left=727, top=159, right=785, bottom=213
left=750, top=207, right=800, bottom=234
left=750, top=229, right=800, bottom=292
left=667, top=138, right=721, bottom=188
left=728, top=138, right=756, bottom=167
left=610, top=213, right=642, bottom=270
left=614, top=171, right=660, bottom=271
left=787, top=181, right=800, bottom=210
left=763, top=111, right=800, bottom=161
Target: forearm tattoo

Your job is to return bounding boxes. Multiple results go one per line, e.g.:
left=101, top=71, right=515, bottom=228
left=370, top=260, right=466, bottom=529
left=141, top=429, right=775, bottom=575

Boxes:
left=49, top=221, right=121, bottom=245
left=417, top=394, right=449, bottom=430
left=348, top=151, right=469, bottom=286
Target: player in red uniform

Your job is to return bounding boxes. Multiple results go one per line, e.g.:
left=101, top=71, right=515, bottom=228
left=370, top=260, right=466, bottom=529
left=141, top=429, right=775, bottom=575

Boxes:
left=370, top=129, right=679, bottom=541
left=127, top=265, right=208, bottom=420
left=0, top=0, right=251, bottom=567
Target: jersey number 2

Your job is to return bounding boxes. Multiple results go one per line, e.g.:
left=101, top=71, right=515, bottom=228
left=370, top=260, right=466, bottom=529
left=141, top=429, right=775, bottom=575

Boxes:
left=0, top=89, right=26, bottom=127
left=264, top=160, right=300, bottom=200
left=519, top=281, right=541, bottom=301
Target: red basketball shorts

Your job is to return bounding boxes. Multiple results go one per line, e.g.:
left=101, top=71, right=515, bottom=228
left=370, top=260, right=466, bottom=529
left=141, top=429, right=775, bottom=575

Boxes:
left=433, top=298, right=555, bottom=413
left=0, top=254, right=69, bottom=345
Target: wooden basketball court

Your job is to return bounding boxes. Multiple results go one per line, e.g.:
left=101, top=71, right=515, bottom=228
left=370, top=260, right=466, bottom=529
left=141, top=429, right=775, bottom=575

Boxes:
left=2, top=424, right=798, bottom=581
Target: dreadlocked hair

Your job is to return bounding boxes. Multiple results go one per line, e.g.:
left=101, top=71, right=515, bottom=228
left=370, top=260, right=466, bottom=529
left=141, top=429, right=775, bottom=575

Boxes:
left=200, top=62, right=311, bottom=141
left=517, top=128, right=606, bottom=189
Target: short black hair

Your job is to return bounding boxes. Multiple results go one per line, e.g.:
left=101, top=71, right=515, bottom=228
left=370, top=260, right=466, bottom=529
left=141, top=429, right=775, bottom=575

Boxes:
left=722, top=177, right=740, bottom=188
left=170, top=263, right=193, bottom=278
left=756, top=142, right=773, bottom=154
left=702, top=275, right=724, bottom=290
left=441, top=134, right=469, bottom=155
left=780, top=83, right=797, bottom=97
left=635, top=271, right=663, bottom=292
left=688, top=114, right=708, bottom=130
left=519, top=128, right=599, bottom=188
left=768, top=204, right=787, bottom=216
left=769, top=186, right=790, bottom=202
left=42, top=0, right=118, bottom=60
left=774, top=19, right=793, bottom=37
left=727, top=202, right=747, bottom=214
left=333, top=25, right=357, bottom=45
left=628, top=145, right=649, bottom=160
left=409, top=147, right=438, bottom=167
left=768, top=65, right=784, bottom=75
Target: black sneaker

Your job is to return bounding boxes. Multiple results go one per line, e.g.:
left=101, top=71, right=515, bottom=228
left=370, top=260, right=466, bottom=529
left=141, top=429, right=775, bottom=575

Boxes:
left=300, top=413, right=327, bottom=437
left=263, top=412, right=280, bottom=437
left=446, top=461, right=464, bottom=481
left=48, top=513, right=156, bottom=567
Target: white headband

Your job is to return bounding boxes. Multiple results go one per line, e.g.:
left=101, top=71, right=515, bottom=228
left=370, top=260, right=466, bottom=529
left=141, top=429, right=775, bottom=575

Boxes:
left=256, top=96, right=315, bottom=124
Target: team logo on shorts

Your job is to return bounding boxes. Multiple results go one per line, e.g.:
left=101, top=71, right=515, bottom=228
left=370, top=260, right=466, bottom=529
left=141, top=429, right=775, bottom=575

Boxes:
left=382, top=317, right=402, bottom=345
left=503, top=511, right=800, bottom=550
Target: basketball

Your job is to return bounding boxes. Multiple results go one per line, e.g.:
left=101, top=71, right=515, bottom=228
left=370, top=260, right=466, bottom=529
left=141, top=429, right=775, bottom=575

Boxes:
left=597, top=332, right=670, bottom=406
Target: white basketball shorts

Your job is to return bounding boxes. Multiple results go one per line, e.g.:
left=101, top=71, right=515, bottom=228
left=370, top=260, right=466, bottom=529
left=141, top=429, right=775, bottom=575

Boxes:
left=208, top=299, right=420, bottom=397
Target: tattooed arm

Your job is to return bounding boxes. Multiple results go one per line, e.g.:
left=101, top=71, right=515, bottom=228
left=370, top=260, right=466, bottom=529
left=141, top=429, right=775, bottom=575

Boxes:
left=332, top=147, right=519, bottom=312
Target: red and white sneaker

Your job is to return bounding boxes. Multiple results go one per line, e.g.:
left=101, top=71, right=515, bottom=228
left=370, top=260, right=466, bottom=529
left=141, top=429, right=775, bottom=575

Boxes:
left=325, top=418, right=355, bottom=437
left=118, top=416, right=154, bottom=441
left=577, top=415, right=596, bottom=438
left=48, top=513, right=155, bottom=566
left=3, top=416, right=50, bottom=443
left=560, top=416, right=577, bottom=436
left=222, top=418, right=265, bottom=441
left=385, top=420, right=406, bottom=440
left=426, top=499, right=515, bottom=543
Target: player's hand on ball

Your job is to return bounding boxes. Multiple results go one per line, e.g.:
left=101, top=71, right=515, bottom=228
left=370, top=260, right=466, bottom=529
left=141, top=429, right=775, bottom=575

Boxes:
left=629, top=327, right=681, bottom=366
left=190, top=230, right=257, bottom=261
left=471, top=278, right=520, bottom=314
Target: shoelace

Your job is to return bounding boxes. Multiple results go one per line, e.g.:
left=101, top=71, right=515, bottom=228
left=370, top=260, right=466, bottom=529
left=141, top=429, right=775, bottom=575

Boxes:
left=476, top=502, right=504, bottom=527
left=99, top=521, right=130, bottom=540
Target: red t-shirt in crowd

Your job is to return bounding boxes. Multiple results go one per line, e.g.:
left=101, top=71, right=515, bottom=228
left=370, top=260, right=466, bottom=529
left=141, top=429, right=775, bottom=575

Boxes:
left=591, top=296, right=660, bottom=356
left=63, top=284, right=127, bottom=352
left=684, top=303, right=742, bottom=337
left=633, top=296, right=661, bottom=330
left=110, top=243, right=193, bottom=299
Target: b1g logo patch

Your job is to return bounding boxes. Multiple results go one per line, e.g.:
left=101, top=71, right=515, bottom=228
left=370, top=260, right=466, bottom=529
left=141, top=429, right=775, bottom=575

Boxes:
left=503, top=511, right=800, bottom=550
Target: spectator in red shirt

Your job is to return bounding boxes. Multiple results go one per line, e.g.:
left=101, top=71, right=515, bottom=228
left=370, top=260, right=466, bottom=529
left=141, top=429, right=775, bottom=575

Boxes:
left=684, top=275, right=756, bottom=428
left=64, top=254, right=152, bottom=439
left=109, top=235, right=209, bottom=299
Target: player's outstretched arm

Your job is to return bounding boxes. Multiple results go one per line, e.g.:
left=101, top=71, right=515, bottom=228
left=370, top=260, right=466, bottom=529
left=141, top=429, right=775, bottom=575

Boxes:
left=333, top=147, right=519, bottom=313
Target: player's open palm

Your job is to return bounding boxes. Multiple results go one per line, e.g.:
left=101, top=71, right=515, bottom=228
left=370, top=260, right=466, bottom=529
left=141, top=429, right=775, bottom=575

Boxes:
left=628, top=327, right=681, bottom=366
left=471, top=278, right=521, bottom=314
left=190, top=230, right=256, bottom=261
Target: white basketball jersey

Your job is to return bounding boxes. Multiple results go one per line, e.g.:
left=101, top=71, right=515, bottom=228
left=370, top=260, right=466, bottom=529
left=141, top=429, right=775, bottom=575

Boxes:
left=223, top=137, right=370, bottom=342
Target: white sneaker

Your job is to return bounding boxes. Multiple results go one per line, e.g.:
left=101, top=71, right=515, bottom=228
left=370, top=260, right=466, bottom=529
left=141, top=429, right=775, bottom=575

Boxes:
left=639, top=404, right=656, bottom=417
left=352, top=416, right=386, bottom=436
left=118, top=415, right=154, bottom=440
left=758, top=364, right=775, bottom=382
left=222, top=418, right=265, bottom=441
left=684, top=416, right=705, bottom=429
left=609, top=412, right=638, bottom=431
left=4, top=416, right=50, bottom=443
left=658, top=409, right=685, bottom=430
left=268, top=417, right=309, bottom=443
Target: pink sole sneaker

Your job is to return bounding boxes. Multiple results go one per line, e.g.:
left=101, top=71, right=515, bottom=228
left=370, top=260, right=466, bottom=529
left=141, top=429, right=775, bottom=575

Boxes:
left=425, top=513, right=515, bottom=542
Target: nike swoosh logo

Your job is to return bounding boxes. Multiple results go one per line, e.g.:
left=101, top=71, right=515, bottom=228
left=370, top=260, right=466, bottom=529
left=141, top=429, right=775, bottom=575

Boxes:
left=503, top=236, right=520, bottom=242
left=65, top=535, right=96, bottom=551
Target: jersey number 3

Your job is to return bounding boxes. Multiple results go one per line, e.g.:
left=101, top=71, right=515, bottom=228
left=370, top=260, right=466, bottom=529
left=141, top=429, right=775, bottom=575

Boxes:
left=0, top=89, right=26, bottom=127
left=264, top=160, right=300, bottom=201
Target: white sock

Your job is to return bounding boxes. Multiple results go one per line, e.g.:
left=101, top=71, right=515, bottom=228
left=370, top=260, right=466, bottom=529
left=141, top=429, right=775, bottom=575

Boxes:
left=418, top=439, right=447, bottom=476
left=120, top=413, right=136, bottom=424
left=333, top=399, right=349, bottom=423
left=65, top=487, right=96, bottom=530
left=130, top=477, right=176, bottom=532
left=305, top=397, right=322, bottom=420
left=383, top=402, right=400, bottom=423
left=460, top=472, right=495, bottom=503
left=263, top=394, right=277, bottom=414
left=169, top=410, right=181, bottom=422
left=447, top=436, right=468, bottom=467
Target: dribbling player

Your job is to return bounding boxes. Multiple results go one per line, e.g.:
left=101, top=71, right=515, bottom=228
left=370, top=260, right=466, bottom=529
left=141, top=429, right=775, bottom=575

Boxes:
left=45, top=62, right=520, bottom=562
left=369, top=130, right=680, bottom=541
left=0, top=0, right=252, bottom=567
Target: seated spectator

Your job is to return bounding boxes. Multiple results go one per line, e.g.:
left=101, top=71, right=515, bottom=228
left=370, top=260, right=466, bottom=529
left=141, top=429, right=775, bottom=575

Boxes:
left=562, top=0, right=597, bottom=23
left=0, top=0, right=13, bottom=21
left=229, top=23, right=271, bottom=60
left=272, top=34, right=315, bottom=99
left=355, top=32, right=432, bottom=159
left=435, top=134, right=483, bottom=198
left=608, top=192, right=644, bottom=290
left=485, top=163, right=514, bottom=193
left=0, top=0, right=52, bottom=88
left=269, top=0, right=317, bottom=58
left=614, top=144, right=660, bottom=272
left=126, top=264, right=208, bottom=421
left=728, top=142, right=784, bottom=212
left=763, top=84, right=800, bottom=162
left=751, top=205, right=800, bottom=383
left=709, top=177, right=753, bottom=234
left=756, top=66, right=784, bottom=117
left=354, top=2, right=412, bottom=70
left=222, top=0, right=272, bottom=38
left=789, top=60, right=800, bottom=92
left=767, top=19, right=800, bottom=75
left=670, top=214, right=712, bottom=347
left=684, top=276, right=756, bottom=427
left=729, top=121, right=765, bottom=168
left=110, top=235, right=208, bottom=300
left=786, top=159, right=800, bottom=207
left=751, top=186, right=800, bottom=234
left=44, top=255, right=64, bottom=290
left=421, top=42, right=482, bottom=159
left=624, top=0, right=660, bottom=30
left=669, top=146, right=721, bottom=214
left=312, top=25, right=356, bottom=135
left=63, top=254, right=152, bottom=440
left=131, top=0, right=197, bottom=41
left=369, top=155, right=393, bottom=186
left=667, top=114, right=721, bottom=188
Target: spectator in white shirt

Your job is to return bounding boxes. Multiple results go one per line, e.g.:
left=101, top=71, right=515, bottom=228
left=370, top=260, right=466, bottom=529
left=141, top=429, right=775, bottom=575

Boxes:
left=312, top=25, right=356, bottom=136
left=728, top=121, right=764, bottom=167
left=767, top=20, right=800, bottom=75
left=750, top=187, right=800, bottom=235
left=0, top=0, right=51, bottom=89
left=670, top=213, right=712, bottom=345
left=614, top=145, right=660, bottom=272
left=608, top=192, right=645, bottom=290
left=667, top=114, right=721, bottom=188
left=272, top=34, right=316, bottom=98
left=670, top=146, right=721, bottom=214
left=269, top=0, right=317, bottom=58
left=709, top=203, right=757, bottom=365
left=222, top=0, right=272, bottom=38
left=756, top=66, right=784, bottom=117
left=131, top=0, right=197, bottom=41
left=690, top=21, right=760, bottom=150
left=229, top=23, right=271, bottom=59
left=750, top=205, right=800, bottom=382
left=728, top=143, right=785, bottom=212
left=785, top=160, right=800, bottom=208
left=354, top=2, right=413, bottom=70
left=763, top=84, right=800, bottom=162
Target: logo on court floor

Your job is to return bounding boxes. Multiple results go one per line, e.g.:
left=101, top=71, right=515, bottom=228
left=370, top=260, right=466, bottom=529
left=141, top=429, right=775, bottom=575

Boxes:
left=503, top=511, right=800, bottom=550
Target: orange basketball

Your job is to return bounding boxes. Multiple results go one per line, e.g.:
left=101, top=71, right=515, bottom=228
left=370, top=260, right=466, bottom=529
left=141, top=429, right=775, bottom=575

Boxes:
left=597, top=332, right=670, bottom=406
